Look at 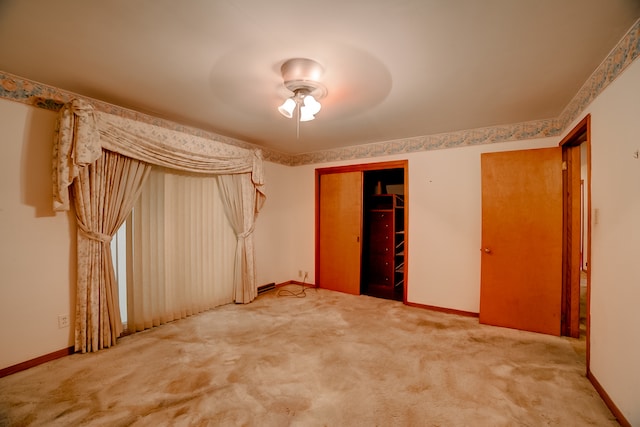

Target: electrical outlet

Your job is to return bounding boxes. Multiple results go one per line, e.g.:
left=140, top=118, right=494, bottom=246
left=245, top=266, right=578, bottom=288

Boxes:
left=58, top=314, right=69, bottom=329
left=298, top=270, right=302, bottom=278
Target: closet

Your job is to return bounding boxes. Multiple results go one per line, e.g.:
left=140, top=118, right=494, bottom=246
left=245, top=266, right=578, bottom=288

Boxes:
left=316, top=161, right=407, bottom=302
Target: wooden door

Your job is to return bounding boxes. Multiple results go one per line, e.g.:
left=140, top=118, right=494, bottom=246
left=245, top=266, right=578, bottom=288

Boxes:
left=480, top=147, right=563, bottom=335
left=318, top=171, right=363, bottom=294
left=562, top=145, right=582, bottom=338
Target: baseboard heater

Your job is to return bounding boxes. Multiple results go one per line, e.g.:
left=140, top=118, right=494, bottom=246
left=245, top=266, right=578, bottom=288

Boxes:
left=257, top=282, right=276, bottom=295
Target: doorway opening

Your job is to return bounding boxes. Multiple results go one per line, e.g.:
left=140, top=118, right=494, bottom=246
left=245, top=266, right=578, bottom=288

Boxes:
left=362, top=168, right=405, bottom=301
left=560, top=114, right=591, bottom=368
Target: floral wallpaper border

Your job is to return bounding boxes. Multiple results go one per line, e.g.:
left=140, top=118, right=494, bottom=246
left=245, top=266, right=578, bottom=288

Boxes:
left=291, top=118, right=562, bottom=166
left=1, top=18, right=638, bottom=166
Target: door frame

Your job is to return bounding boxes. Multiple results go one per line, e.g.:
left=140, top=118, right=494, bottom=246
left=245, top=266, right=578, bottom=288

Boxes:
left=315, top=160, right=409, bottom=302
left=559, top=114, right=591, bottom=369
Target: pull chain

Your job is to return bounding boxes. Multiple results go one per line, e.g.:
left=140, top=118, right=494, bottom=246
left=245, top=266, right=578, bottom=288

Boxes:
left=296, top=101, right=300, bottom=139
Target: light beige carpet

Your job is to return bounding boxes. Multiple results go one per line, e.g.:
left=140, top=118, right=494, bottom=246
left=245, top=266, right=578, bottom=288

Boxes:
left=0, top=287, right=617, bottom=426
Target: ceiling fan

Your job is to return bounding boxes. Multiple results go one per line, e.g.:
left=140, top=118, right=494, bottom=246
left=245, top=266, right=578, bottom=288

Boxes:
left=277, top=58, right=327, bottom=137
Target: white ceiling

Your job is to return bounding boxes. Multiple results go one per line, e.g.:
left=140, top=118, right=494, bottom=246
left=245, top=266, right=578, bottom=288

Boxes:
left=1, top=0, right=639, bottom=155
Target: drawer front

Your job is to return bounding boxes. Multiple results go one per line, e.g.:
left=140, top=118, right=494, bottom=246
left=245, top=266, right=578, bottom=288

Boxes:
left=369, top=212, right=394, bottom=250
left=369, top=231, right=394, bottom=250
left=367, top=254, right=394, bottom=284
left=370, top=211, right=393, bottom=222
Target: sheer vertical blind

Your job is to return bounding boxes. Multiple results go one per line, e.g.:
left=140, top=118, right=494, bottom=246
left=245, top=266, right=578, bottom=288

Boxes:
left=127, top=168, right=236, bottom=333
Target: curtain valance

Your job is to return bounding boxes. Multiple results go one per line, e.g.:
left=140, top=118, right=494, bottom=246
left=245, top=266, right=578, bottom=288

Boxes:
left=53, top=99, right=265, bottom=212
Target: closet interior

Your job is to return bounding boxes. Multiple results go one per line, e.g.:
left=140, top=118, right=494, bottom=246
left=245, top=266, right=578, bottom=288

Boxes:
left=361, top=168, right=405, bottom=301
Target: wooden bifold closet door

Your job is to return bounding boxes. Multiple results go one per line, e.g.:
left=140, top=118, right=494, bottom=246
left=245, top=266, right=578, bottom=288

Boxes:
left=317, top=171, right=363, bottom=295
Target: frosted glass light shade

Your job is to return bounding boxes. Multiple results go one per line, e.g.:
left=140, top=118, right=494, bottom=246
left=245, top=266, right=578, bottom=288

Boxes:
left=278, top=98, right=296, bottom=118
left=299, top=108, right=315, bottom=122
left=278, top=91, right=322, bottom=122
left=303, top=95, right=321, bottom=115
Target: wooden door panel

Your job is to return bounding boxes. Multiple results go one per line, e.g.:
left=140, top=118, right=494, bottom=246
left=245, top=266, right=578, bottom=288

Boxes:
left=318, top=172, right=362, bottom=294
left=563, top=145, right=582, bottom=338
left=480, top=147, right=563, bottom=335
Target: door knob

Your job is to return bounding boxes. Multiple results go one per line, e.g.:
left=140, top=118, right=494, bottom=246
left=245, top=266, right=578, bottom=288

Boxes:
left=483, top=247, right=492, bottom=254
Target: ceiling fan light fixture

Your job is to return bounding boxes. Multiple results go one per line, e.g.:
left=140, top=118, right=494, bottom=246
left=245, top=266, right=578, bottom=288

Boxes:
left=277, top=58, right=327, bottom=124
left=278, top=97, right=296, bottom=118
left=299, top=108, right=316, bottom=122
left=303, top=94, right=321, bottom=115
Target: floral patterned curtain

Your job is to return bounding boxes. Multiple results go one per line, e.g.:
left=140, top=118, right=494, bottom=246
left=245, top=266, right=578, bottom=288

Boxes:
left=72, top=151, right=151, bottom=352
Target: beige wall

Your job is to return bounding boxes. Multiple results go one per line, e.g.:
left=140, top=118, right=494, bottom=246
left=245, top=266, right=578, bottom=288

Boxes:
left=261, top=140, right=557, bottom=312
left=254, top=161, right=300, bottom=286
left=255, top=160, right=318, bottom=287
left=406, top=138, right=559, bottom=312
left=0, top=100, right=75, bottom=369
left=578, top=57, right=640, bottom=424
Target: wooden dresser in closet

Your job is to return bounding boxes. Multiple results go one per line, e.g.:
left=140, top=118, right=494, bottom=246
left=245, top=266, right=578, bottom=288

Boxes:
left=364, top=194, right=404, bottom=300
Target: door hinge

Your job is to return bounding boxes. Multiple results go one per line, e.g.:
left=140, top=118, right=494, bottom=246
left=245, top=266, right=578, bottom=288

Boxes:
left=562, top=161, right=568, bottom=171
